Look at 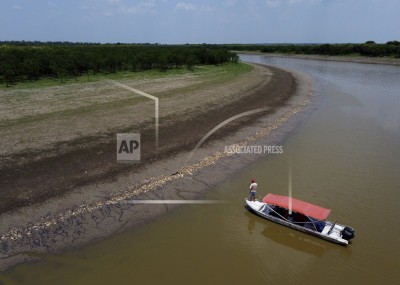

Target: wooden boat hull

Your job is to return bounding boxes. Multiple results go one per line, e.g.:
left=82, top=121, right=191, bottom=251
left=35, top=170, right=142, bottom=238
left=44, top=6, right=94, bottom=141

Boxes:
left=245, top=199, right=350, bottom=246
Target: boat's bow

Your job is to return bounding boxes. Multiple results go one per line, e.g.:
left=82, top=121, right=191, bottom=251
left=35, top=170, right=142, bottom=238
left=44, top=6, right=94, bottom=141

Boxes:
left=245, top=198, right=265, bottom=213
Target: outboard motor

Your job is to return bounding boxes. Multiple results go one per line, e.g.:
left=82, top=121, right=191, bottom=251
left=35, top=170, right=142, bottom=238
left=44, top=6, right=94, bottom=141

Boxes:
left=341, top=226, right=355, bottom=240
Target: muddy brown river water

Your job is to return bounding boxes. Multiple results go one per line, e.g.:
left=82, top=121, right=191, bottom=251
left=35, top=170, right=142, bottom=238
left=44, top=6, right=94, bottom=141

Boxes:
left=1, top=55, right=399, bottom=284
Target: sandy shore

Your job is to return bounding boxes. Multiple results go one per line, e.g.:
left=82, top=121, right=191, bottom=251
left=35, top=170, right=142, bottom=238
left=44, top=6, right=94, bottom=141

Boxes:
left=237, top=51, right=400, bottom=66
left=0, top=63, right=276, bottom=213
left=0, top=64, right=316, bottom=271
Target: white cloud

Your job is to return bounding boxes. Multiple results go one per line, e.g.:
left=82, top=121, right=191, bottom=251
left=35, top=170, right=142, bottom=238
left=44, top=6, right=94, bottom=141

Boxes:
left=106, top=0, right=122, bottom=4
left=226, top=0, right=238, bottom=6
left=138, top=0, right=156, bottom=9
left=104, top=9, right=114, bottom=16
left=104, top=0, right=157, bottom=16
left=13, top=4, right=23, bottom=10
left=266, top=0, right=322, bottom=7
left=266, top=0, right=281, bottom=7
left=175, top=2, right=196, bottom=11
left=288, top=0, right=322, bottom=4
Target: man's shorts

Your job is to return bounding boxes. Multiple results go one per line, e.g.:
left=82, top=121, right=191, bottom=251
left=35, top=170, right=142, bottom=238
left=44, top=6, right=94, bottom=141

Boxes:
left=250, top=191, right=256, bottom=197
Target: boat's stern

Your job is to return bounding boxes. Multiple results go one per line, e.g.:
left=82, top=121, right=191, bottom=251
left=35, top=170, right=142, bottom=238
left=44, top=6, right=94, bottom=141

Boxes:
left=321, top=222, right=350, bottom=245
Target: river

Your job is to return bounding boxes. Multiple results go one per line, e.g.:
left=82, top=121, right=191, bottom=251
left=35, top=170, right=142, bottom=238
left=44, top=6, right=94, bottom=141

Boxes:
left=1, top=54, right=399, bottom=285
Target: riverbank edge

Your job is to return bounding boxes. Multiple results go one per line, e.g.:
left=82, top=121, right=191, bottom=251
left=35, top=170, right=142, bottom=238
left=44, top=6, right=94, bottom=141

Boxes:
left=0, top=64, right=317, bottom=272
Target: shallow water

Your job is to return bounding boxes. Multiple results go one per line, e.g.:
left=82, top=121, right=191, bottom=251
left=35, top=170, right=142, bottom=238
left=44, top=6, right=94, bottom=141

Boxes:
left=1, top=55, right=399, bottom=285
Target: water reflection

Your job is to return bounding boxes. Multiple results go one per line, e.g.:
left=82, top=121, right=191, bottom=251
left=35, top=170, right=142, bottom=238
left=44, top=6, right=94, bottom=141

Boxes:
left=247, top=212, right=256, bottom=234
left=260, top=223, right=326, bottom=257
left=245, top=209, right=328, bottom=257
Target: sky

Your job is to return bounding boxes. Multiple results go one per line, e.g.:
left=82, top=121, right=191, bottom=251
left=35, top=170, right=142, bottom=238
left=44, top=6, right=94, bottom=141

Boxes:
left=0, top=0, right=399, bottom=44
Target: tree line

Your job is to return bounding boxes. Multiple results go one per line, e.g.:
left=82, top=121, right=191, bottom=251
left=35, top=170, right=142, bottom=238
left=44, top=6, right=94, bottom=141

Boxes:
left=225, top=41, right=400, bottom=58
left=0, top=44, right=239, bottom=86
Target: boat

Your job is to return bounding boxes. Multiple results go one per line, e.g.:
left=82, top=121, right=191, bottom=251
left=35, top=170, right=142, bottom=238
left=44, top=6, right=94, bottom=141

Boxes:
left=245, top=193, right=355, bottom=245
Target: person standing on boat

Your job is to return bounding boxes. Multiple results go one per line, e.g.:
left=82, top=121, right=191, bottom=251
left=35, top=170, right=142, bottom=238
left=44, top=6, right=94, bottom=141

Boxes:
left=249, top=179, right=258, bottom=201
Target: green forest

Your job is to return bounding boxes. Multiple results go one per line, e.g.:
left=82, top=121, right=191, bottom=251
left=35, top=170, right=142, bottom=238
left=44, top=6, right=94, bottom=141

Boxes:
left=226, top=41, right=400, bottom=57
left=2, top=41, right=399, bottom=87
left=0, top=43, right=239, bottom=86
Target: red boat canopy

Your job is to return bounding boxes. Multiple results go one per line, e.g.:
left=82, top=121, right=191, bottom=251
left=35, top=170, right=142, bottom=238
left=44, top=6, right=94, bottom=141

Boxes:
left=262, top=193, right=331, bottom=220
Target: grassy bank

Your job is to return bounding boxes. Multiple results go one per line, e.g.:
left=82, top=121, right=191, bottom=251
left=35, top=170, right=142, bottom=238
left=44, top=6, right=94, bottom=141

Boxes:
left=0, top=62, right=255, bottom=163
left=0, top=62, right=253, bottom=131
left=0, top=62, right=251, bottom=90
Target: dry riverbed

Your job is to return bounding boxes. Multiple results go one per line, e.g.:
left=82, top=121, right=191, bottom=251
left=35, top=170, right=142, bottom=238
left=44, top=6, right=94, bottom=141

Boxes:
left=0, top=63, right=315, bottom=271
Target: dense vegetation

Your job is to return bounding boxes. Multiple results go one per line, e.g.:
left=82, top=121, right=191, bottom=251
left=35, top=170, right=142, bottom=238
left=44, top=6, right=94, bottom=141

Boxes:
left=2, top=40, right=398, bottom=87
left=0, top=43, right=239, bottom=86
left=226, top=41, right=400, bottom=58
